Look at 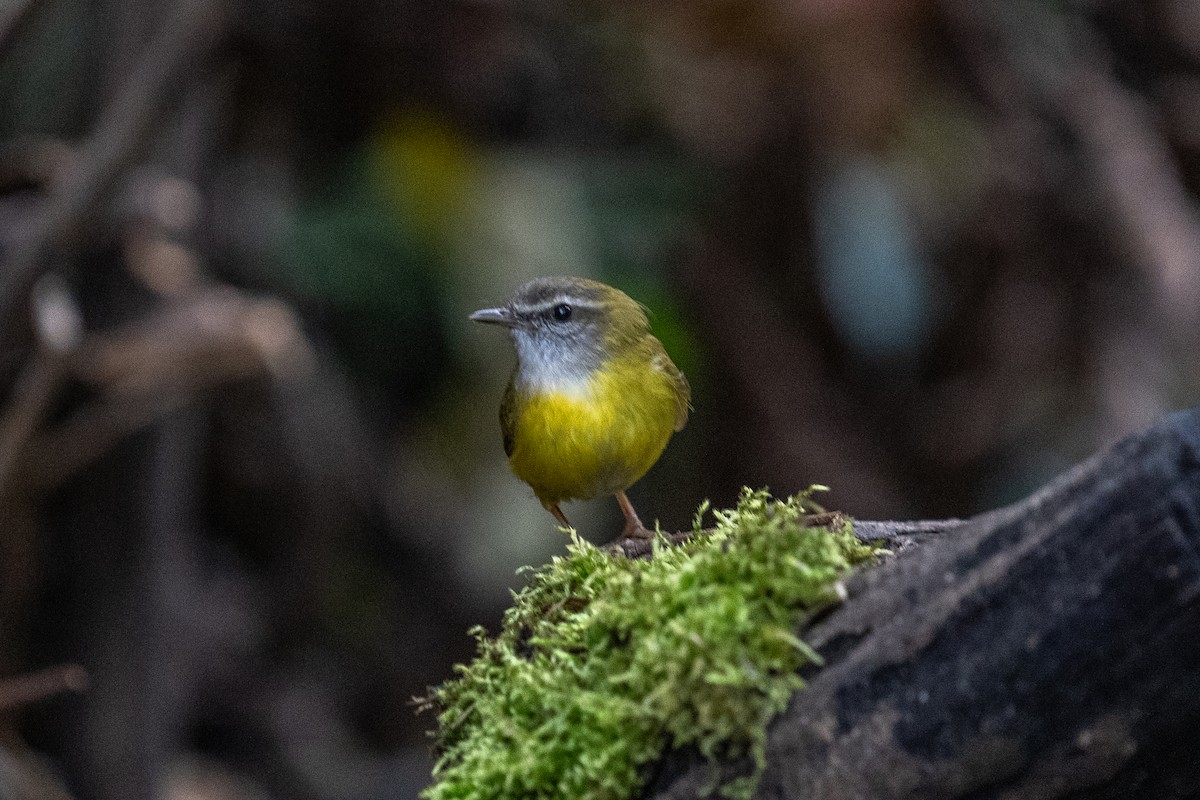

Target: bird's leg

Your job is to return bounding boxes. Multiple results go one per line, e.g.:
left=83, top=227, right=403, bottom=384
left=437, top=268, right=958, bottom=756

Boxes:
left=547, top=503, right=572, bottom=529
left=614, top=490, right=653, bottom=540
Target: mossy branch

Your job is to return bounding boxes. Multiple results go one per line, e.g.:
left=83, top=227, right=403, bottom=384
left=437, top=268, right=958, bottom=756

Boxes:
left=611, top=511, right=847, bottom=559
left=421, top=487, right=883, bottom=800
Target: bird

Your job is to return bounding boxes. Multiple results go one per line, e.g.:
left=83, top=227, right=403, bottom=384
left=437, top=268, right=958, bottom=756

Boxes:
left=470, top=276, right=690, bottom=542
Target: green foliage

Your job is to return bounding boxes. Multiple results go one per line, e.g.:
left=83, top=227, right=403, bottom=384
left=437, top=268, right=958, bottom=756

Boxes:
left=422, top=488, right=880, bottom=800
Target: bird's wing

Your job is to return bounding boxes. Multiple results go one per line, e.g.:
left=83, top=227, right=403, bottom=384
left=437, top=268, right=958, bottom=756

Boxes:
left=500, top=376, right=518, bottom=457
left=651, top=340, right=691, bottom=432
left=671, top=365, right=691, bottom=432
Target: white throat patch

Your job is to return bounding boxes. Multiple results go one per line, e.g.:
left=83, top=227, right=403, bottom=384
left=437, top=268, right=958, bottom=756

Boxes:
left=512, top=329, right=596, bottom=397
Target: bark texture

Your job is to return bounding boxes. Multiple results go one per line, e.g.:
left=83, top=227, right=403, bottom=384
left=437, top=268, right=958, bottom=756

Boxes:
left=645, top=408, right=1200, bottom=799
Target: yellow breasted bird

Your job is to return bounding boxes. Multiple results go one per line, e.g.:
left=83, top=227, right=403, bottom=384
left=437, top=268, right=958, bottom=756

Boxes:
left=470, top=276, right=690, bottom=541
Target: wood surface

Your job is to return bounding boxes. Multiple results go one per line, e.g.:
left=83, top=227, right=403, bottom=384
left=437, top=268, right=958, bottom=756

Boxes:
left=642, top=408, right=1200, bottom=799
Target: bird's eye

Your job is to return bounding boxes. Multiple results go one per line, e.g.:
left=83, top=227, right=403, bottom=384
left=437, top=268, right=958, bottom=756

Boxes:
left=551, top=303, right=572, bottom=322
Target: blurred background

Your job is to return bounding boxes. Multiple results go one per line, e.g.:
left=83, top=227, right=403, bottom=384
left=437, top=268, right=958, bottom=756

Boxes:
left=0, top=0, right=1198, bottom=797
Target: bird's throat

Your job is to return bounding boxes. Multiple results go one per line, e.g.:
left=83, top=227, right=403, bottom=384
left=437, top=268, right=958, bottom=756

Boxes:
left=512, top=331, right=600, bottom=397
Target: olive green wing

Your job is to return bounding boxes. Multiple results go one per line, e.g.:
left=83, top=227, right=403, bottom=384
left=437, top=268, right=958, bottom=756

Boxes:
left=650, top=339, right=691, bottom=432
left=670, top=363, right=691, bottom=432
left=500, top=376, right=518, bottom=457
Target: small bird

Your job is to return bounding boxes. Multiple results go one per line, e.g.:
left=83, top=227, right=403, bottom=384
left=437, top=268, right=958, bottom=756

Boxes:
left=470, top=276, right=690, bottom=541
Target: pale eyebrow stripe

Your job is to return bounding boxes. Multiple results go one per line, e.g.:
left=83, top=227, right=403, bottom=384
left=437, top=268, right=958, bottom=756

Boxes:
left=514, top=295, right=602, bottom=313
left=550, top=294, right=600, bottom=309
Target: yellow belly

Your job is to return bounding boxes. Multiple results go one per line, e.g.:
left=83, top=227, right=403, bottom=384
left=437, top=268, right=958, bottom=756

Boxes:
left=506, top=365, right=678, bottom=505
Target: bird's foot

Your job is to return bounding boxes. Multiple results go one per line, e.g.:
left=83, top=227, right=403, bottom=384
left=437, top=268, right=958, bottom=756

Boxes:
left=603, top=518, right=655, bottom=554
left=612, top=489, right=655, bottom=543
left=547, top=503, right=572, bottom=530
left=617, top=521, right=655, bottom=541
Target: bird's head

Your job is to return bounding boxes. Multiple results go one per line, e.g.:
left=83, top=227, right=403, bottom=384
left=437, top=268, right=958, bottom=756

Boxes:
left=470, top=276, right=650, bottom=390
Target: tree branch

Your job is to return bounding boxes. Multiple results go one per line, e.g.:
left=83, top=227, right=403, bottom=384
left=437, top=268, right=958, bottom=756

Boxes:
left=0, top=663, right=88, bottom=713
left=643, top=408, right=1200, bottom=799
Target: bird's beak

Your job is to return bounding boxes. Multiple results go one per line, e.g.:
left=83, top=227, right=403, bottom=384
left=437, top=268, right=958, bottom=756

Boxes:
left=469, top=306, right=521, bottom=328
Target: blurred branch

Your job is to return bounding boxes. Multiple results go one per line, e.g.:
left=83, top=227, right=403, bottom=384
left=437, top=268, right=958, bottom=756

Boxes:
left=0, top=744, right=75, bottom=800
left=943, top=0, right=1200, bottom=328
left=0, top=221, right=315, bottom=501
left=18, top=286, right=314, bottom=496
left=0, top=355, right=63, bottom=492
left=0, top=276, right=82, bottom=491
left=0, top=0, right=40, bottom=58
left=1063, top=71, right=1200, bottom=327
left=0, top=663, right=88, bottom=713
left=940, top=0, right=1199, bottom=440
left=0, top=0, right=227, bottom=337
left=0, top=140, right=73, bottom=193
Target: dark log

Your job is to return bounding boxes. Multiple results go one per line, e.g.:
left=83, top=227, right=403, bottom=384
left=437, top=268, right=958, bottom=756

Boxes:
left=644, top=408, right=1200, bottom=799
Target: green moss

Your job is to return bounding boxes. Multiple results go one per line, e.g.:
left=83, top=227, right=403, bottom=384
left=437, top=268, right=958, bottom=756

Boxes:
left=421, top=488, right=880, bottom=800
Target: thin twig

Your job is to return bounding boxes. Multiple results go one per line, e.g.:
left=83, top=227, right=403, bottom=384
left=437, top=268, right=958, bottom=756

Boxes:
left=611, top=529, right=701, bottom=559
left=611, top=512, right=863, bottom=559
